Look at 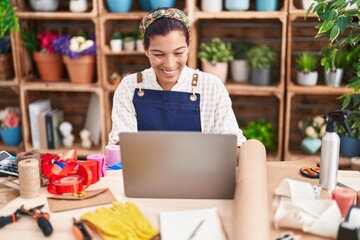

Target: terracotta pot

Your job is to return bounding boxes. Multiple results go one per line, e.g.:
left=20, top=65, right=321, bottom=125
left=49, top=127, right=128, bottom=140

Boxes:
left=201, top=62, right=229, bottom=83
left=33, top=52, right=64, bottom=81
left=63, top=55, right=96, bottom=84
left=0, top=54, right=15, bottom=80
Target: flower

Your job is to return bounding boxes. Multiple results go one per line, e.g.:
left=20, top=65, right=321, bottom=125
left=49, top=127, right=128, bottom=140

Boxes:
left=37, top=31, right=59, bottom=53
left=0, top=107, right=20, bottom=129
left=21, top=29, right=59, bottom=53
left=52, top=33, right=97, bottom=59
left=299, top=115, right=326, bottom=139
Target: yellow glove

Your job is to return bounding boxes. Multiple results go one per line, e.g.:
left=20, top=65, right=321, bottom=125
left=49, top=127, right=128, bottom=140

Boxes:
left=80, top=201, right=159, bottom=240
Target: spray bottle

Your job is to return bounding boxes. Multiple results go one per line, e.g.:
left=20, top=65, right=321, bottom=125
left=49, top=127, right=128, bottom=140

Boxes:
left=320, top=110, right=352, bottom=190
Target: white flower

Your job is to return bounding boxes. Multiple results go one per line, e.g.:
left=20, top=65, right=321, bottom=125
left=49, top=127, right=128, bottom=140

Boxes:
left=319, top=125, right=326, bottom=137
left=313, top=116, right=325, bottom=128
left=69, top=36, right=93, bottom=53
left=78, top=40, right=94, bottom=52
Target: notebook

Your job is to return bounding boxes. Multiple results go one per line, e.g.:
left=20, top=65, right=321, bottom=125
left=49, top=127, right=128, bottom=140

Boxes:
left=119, top=131, right=237, bottom=199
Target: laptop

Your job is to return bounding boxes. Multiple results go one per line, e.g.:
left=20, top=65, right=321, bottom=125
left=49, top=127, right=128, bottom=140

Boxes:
left=119, top=131, right=237, bottom=199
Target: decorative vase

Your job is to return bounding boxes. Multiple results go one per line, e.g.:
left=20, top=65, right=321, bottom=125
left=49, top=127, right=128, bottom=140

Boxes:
left=0, top=126, right=22, bottom=146
left=69, top=0, right=88, bottom=12
left=63, top=55, right=96, bottom=84
left=0, top=54, right=15, bottom=80
left=256, top=0, right=278, bottom=11
left=201, top=0, right=222, bottom=12
left=202, top=62, right=228, bottom=84
left=29, top=0, right=60, bottom=11
left=225, top=0, right=250, bottom=11
left=33, top=52, right=64, bottom=82
left=149, top=0, right=176, bottom=9
left=106, top=0, right=133, bottom=12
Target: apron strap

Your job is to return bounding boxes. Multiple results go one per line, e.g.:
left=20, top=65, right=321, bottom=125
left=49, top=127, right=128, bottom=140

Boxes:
left=190, top=73, right=198, bottom=101
left=136, top=72, right=144, bottom=97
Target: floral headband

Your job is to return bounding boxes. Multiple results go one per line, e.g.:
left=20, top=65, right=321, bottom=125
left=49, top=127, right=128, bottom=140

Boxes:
left=139, top=8, right=190, bottom=37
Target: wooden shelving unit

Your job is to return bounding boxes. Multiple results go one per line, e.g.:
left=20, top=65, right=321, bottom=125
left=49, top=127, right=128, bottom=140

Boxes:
left=4, top=0, right=350, bottom=161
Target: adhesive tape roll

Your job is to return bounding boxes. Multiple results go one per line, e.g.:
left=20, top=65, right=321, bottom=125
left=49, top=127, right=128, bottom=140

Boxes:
left=332, top=187, right=357, bottom=218
left=87, top=153, right=106, bottom=177
left=351, top=157, right=360, bottom=171
left=105, top=144, right=121, bottom=166
left=52, top=175, right=84, bottom=194
left=18, top=158, right=41, bottom=199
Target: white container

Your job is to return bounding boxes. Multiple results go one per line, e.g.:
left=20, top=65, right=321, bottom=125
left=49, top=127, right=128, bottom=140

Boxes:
left=201, top=0, right=222, bottom=12
left=110, top=39, right=122, bottom=52
left=29, top=0, right=59, bottom=11
left=70, top=0, right=88, bottom=12
left=123, top=40, right=135, bottom=51
left=136, top=39, right=144, bottom=52
left=302, top=0, right=315, bottom=10
left=324, top=68, right=344, bottom=87
left=297, top=71, right=318, bottom=86
left=230, top=60, right=249, bottom=82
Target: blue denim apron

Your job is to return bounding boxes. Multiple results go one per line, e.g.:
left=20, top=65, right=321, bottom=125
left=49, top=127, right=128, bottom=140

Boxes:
left=133, top=72, right=201, bottom=131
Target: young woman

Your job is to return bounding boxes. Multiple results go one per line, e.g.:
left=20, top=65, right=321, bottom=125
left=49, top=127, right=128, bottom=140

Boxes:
left=108, top=8, right=246, bottom=149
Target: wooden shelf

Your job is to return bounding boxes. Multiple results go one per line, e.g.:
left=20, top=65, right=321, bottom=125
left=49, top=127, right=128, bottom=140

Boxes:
left=226, top=83, right=283, bottom=96
left=287, top=85, right=354, bottom=95
left=16, top=11, right=97, bottom=20
left=194, top=11, right=287, bottom=21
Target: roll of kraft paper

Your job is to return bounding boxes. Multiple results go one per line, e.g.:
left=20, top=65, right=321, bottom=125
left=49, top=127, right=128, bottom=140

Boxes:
left=332, top=187, right=357, bottom=218
left=233, top=139, right=269, bottom=240
left=105, top=145, right=121, bottom=166
left=87, top=153, right=106, bottom=177
left=18, top=158, right=41, bottom=199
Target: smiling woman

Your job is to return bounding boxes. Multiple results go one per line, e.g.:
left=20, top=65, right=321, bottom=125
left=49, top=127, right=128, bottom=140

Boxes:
left=108, top=8, right=246, bottom=151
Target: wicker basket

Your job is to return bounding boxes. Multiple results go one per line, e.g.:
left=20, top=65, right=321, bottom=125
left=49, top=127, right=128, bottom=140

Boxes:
left=0, top=54, right=15, bottom=80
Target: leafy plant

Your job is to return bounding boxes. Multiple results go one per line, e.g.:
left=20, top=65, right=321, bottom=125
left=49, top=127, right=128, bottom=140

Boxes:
left=123, top=35, right=135, bottom=42
left=0, top=34, right=11, bottom=54
left=245, top=44, right=278, bottom=70
left=198, top=38, right=233, bottom=63
left=0, top=0, right=19, bottom=38
left=231, top=40, right=251, bottom=60
left=309, top=0, right=360, bottom=110
left=111, top=31, right=123, bottom=40
left=52, top=33, right=97, bottom=59
left=243, top=118, right=277, bottom=150
left=295, top=51, right=319, bottom=73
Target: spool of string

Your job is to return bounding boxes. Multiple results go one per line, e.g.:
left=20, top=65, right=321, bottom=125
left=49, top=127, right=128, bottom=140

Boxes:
left=18, top=158, right=41, bottom=199
left=332, top=187, right=357, bottom=218
left=105, top=145, right=121, bottom=166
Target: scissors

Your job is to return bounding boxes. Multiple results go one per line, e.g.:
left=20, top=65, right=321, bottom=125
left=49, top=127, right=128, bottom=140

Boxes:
left=299, top=166, right=320, bottom=179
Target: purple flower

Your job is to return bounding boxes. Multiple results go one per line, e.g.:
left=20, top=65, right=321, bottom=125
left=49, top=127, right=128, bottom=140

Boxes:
left=0, top=35, right=12, bottom=54
left=52, top=33, right=97, bottom=59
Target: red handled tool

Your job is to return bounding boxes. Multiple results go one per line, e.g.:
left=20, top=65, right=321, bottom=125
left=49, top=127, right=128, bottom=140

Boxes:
left=73, top=217, right=93, bottom=240
left=0, top=209, right=23, bottom=228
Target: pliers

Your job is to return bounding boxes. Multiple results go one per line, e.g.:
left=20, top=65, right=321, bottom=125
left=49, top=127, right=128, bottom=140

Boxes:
left=0, top=204, right=53, bottom=237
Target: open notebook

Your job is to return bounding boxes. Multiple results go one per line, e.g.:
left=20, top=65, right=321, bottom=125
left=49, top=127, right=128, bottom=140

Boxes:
left=119, top=131, right=237, bottom=199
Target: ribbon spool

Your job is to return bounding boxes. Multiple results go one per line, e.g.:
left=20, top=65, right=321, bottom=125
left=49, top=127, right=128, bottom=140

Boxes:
left=105, top=145, right=121, bottom=166
left=332, top=187, right=357, bottom=218
left=87, top=153, right=106, bottom=177
left=78, top=160, right=99, bottom=185
left=52, top=175, right=84, bottom=194
left=18, top=158, right=41, bottom=199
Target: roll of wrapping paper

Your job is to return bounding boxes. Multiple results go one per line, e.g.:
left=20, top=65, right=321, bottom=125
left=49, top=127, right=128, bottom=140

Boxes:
left=105, top=145, right=121, bottom=166
left=332, top=187, right=357, bottom=218
left=18, top=158, right=41, bottom=199
left=78, top=160, right=99, bottom=185
left=233, top=139, right=269, bottom=240
left=87, top=153, right=106, bottom=177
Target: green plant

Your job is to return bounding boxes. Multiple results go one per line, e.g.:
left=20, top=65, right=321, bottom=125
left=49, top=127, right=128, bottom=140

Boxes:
left=231, top=40, right=251, bottom=60
left=0, top=0, right=19, bottom=38
left=310, top=0, right=360, bottom=111
left=243, top=118, right=277, bottom=150
left=123, top=35, right=135, bottom=42
left=338, top=109, right=360, bottom=139
left=111, top=31, right=123, bottom=40
left=245, top=44, right=278, bottom=70
left=21, top=29, right=41, bottom=52
left=198, top=38, right=233, bottom=63
left=295, top=51, right=319, bottom=73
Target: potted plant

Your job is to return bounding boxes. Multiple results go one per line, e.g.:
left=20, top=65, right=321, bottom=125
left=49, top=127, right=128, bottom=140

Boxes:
left=310, top=0, right=360, bottom=156
left=242, top=118, right=277, bottom=151
left=123, top=35, right=136, bottom=51
left=0, top=107, right=22, bottom=146
left=295, top=51, right=319, bottom=86
left=245, top=44, right=278, bottom=86
left=0, top=0, right=19, bottom=38
left=110, top=31, right=123, bottom=52
left=230, top=40, right=251, bottom=83
left=0, top=34, right=14, bottom=80
left=21, top=29, right=64, bottom=82
left=321, top=45, right=345, bottom=87
left=133, top=27, right=144, bottom=52
left=53, top=33, right=97, bottom=84
left=198, top=37, right=233, bottom=83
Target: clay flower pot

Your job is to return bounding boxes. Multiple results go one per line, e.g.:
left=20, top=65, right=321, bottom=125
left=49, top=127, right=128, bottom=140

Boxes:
left=33, top=52, right=64, bottom=81
left=63, top=55, right=95, bottom=84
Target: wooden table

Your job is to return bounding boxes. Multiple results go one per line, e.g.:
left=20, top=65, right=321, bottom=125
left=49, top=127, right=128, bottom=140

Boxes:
left=0, top=159, right=334, bottom=239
